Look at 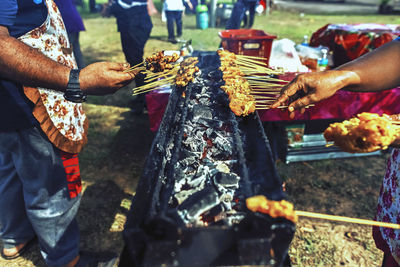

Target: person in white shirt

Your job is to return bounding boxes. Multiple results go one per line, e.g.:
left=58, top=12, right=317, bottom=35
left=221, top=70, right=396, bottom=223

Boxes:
left=163, top=0, right=192, bottom=43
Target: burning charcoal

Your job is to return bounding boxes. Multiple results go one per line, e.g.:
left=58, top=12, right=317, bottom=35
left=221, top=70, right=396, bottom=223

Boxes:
left=196, top=95, right=211, bottom=106
left=192, top=105, right=213, bottom=121
left=213, top=171, right=240, bottom=190
left=165, top=141, right=175, bottom=160
left=205, top=130, right=233, bottom=153
left=178, top=151, right=199, bottom=163
left=195, top=118, right=223, bottom=129
left=199, top=204, right=225, bottom=224
left=177, top=186, right=220, bottom=225
left=174, top=187, right=203, bottom=205
left=219, top=192, right=235, bottom=210
left=207, top=69, right=223, bottom=81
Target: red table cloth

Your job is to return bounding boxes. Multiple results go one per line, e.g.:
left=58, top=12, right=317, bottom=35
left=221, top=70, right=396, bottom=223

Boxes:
left=146, top=79, right=400, bottom=132
left=257, top=72, right=400, bottom=122
left=310, top=23, right=400, bottom=67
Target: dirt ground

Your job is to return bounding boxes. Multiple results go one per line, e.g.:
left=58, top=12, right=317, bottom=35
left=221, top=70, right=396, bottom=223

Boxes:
left=0, top=86, right=388, bottom=266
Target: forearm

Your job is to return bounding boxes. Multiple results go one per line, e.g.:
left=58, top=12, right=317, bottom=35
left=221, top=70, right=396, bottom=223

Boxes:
left=0, top=27, right=70, bottom=92
left=336, top=40, right=400, bottom=92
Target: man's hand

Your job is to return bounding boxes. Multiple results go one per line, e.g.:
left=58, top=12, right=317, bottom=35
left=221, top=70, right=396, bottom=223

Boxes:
left=79, top=62, right=137, bottom=95
left=271, top=70, right=360, bottom=118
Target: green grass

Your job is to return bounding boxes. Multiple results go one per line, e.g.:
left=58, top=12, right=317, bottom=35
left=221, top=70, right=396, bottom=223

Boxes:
left=79, top=7, right=400, bottom=62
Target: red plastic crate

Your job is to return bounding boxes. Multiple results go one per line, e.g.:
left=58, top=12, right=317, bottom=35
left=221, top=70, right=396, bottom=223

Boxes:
left=218, top=29, right=276, bottom=66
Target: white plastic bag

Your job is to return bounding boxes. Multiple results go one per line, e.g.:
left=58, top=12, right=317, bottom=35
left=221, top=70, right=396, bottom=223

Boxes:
left=269, top=38, right=309, bottom=72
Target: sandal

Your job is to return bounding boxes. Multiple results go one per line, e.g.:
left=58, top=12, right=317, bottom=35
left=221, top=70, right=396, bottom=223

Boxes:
left=0, top=236, right=37, bottom=260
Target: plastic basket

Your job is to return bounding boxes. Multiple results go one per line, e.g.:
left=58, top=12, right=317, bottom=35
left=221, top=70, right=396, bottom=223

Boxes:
left=218, top=29, right=276, bottom=66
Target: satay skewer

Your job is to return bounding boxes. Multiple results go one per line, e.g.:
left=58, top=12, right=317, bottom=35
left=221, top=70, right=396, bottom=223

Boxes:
left=246, top=76, right=285, bottom=82
left=237, top=54, right=267, bottom=60
left=255, top=104, right=315, bottom=110
left=236, top=57, right=267, bottom=65
left=255, top=105, right=288, bottom=110
left=252, top=95, right=278, bottom=99
left=296, top=210, right=400, bottom=229
left=143, top=70, right=177, bottom=84
left=250, top=85, right=282, bottom=89
left=123, top=62, right=145, bottom=72
left=134, top=77, right=176, bottom=92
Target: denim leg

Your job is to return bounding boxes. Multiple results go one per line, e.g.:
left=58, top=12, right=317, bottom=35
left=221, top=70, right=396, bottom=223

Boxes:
left=0, top=128, right=81, bottom=266
left=165, top=11, right=175, bottom=39
left=0, top=151, right=35, bottom=249
left=175, top=11, right=183, bottom=37
left=225, top=1, right=246, bottom=30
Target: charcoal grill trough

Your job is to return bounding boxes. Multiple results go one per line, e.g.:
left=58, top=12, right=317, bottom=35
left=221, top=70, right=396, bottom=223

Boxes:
left=119, top=51, right=295, bottom=267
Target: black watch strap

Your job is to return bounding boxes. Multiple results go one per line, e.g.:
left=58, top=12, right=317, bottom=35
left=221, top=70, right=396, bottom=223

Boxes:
left=64, top=69, right=87, bottom=103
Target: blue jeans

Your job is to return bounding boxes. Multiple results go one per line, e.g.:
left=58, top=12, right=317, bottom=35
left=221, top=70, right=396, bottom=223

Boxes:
left=225, top=0, right=257, bottom=29
left=0, top=127, right=81, bottom=266
left=165, top=10, right=183, bottom=39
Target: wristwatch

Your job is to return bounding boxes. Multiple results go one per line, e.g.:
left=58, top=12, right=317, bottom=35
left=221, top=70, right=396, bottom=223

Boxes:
left=64, top=69, right=87, bottom=103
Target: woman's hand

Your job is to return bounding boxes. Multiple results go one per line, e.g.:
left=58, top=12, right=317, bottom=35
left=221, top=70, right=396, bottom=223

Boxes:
left=270, top=70, right=360, bottom=118
left=80, top=62, right=138, bottom=95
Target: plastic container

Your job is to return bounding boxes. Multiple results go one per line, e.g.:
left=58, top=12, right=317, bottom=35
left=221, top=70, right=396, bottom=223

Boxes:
left=218, top=29, right=277, bottom=66
left=317, top=48, right=329, bottom=71
left=196, top=5, right=209, bottom=29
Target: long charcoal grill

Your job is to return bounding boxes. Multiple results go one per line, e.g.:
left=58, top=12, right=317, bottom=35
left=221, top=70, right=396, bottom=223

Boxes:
left=120, top=51, right=295, bottom=267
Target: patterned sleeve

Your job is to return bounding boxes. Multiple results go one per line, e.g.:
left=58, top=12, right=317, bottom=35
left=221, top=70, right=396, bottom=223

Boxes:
left=0, top=0, right=18, bottom=27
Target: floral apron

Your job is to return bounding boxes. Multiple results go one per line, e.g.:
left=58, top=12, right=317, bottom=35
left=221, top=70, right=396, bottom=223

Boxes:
left=17, top=0, right=86, bottom=198
left=375, top=148, right=400, bottom=264
left=18, top=0, right=88, bottom=154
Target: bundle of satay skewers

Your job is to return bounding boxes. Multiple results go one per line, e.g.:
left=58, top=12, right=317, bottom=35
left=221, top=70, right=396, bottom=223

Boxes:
left=218, top=50, right=299, bottom=116
left=126, top=51, right=200, bottom=96
left=127, top=49, right=313, bottom=115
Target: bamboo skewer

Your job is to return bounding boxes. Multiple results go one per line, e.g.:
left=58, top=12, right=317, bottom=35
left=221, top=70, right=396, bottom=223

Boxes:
left=134, top=76, right=175, bottom=90
left=246, top=77, right=285, bottom=83
left=143, top=71, right=176, bottom=84
left=251, top=89, right=282, bottom=93
left=255, top=104, right=315, bottom=110
left=236, top=57, right=266, bottom=65
left=134, top=77, right=175, bottom=93
left=296, top=210, right=400, bottom=229
left=255, top=105, right=288, bottom=110
left=124, top=62, right=144, bottom=72
left=250, top=87, right=282, bottom=91
left=253, top=96, right=278, bottom=99
left=237, top=54, right=266, bottom=60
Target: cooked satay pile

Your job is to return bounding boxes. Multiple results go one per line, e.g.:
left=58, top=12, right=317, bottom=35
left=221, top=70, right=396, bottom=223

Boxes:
left=324, top=112, right=400, bottom=153
left=246, top=195, right=297, bottom=223
left=133, top=55, right=199, bottom=95
left=217, top=50, right=292, bottom=114
left=145, top=51, right=180, bottom=72
left=175, top=57, right=199, bottom=88
left=218, top=50, right=256, bottom=116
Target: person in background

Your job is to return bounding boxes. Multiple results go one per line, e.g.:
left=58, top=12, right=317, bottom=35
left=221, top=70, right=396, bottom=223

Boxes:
left=271, top=38, right=400, bottom=267
left=225, top=0, right=258, bottom=29
left=103, top=0, right=153, bottom=114
left=0, top=0, right=138, bottom=266
left=55, top=0, right=86, bottom=69
left=89, top=0, right=98, bottom=12
left=163, top=0, right=193, bottom=44
left=148, top=0, right=159, bottom=16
